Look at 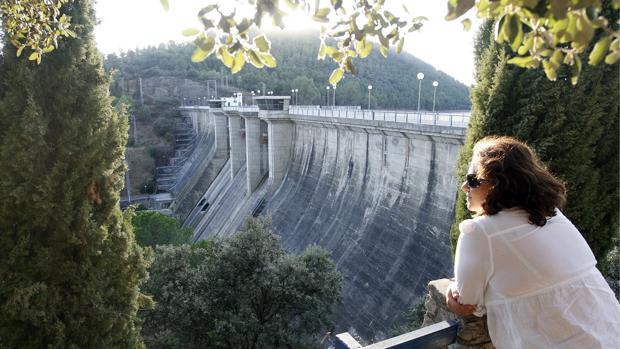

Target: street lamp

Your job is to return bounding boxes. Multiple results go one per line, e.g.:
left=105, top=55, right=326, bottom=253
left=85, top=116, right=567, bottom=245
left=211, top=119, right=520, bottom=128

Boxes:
left=326, top=86, right=330, bottom=106
left=367, top=85, right=372, bottom=110
left=416, top=72, right=424, bottom=113
left=291, top=89, right=295, bottom=105
left=432, top=81, right=439, bottom=113
left=333, top=85, right=337, bottom=106
left=294, top=89, right=299, bottom=105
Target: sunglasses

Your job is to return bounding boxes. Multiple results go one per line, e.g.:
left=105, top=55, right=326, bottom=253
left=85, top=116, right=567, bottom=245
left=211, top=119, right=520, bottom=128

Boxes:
left=466, top=174, right=490, bottom=188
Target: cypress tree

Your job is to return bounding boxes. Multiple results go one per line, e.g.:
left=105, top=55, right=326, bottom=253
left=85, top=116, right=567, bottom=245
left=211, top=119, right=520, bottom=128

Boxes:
left=0, top=1, right=150, bottom=347
left=451, top=10, right=619, bottom=263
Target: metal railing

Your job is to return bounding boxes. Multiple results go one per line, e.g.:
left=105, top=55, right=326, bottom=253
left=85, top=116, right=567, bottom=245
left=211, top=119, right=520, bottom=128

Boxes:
left=223, top=106, right=259, bottom=112
left=334, top=319, right=459, bottom=349
left=289, top=106, right=469, bottom=128
left=180, top=104, right=470, bottom=128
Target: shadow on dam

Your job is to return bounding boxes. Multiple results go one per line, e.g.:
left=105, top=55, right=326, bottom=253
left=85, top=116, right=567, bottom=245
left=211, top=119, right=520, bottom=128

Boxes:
left=178, top=102, right=464, bottom=342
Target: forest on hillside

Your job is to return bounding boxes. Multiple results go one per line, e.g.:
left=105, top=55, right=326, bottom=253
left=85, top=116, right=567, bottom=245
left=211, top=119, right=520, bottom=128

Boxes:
left=104, top=30, right=471, bottom=111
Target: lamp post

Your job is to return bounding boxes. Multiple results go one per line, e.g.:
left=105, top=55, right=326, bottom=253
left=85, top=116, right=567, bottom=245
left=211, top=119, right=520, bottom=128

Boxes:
left=367, top=85, right=372, bottom=110
left=432, top=81, right=439, bottom=113
left=326, top=86, right=330, bottom=106
left=291, top=89, right=295, bottom=104
left=333, top=85, right=337, bottom=106
left=417, top=72, right=424, bottom=113
left=294, top=89, right=299, bottom=105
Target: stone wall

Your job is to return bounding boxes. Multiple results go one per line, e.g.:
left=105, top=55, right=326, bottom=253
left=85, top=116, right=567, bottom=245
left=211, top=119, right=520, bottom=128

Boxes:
left=423, top=279, right=494, bottom=348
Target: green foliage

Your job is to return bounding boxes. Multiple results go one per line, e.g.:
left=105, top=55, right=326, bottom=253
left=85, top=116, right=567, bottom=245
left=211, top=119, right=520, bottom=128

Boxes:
left=447, top=0, right=620, bottom=85
left=166, top=0, right=424, bottom=85
left=148, top=146, right=172, bottom=166
left=139, top=178, right=157, bottom=194
left=389, top=297, right=427, bottom=337
left=141, top=217, right=342, bottom=349
left=5, top=1, right=618, bottom=84
left=132, top=210, right=192, bottom=247
left=153, top=117, right=175, bottom=142
left=451, top=17, right=619, bottom=264
left=1, top=0, right=76, bottom=63
left=0, top=1, right=150, bottom=347
left=602, top=242, right=620, bottom=300
left=155, top=0, right=619, bottom=85
left=104, top=34, right=471, bottom=110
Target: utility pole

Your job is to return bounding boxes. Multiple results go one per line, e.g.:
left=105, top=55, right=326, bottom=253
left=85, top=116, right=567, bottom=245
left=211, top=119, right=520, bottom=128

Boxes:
left=139, top=77, right=144, bottom=106
left=125, top=169, right=132, bottom=203
left=131, top=114, right=137, bottom=144
left=206, top=79, right=217, bottom=99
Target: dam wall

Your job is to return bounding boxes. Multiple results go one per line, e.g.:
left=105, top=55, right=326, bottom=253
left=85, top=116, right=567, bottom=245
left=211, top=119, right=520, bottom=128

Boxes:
left=183, top=98, right=465, bottom=341
left=169, top=103, right=229, bottom=221
left=263, top=121, right=461, bottom=340
left=184, top=111, right=270, bottom=232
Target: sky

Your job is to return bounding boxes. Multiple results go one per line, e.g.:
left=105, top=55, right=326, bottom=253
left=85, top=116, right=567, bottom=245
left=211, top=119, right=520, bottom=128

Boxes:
left=94, top=1, right=480, bottom=86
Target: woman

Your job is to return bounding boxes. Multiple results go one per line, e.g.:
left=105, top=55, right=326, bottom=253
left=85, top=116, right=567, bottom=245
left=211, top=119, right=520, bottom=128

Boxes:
left=447, top=136, right=620, bottom=348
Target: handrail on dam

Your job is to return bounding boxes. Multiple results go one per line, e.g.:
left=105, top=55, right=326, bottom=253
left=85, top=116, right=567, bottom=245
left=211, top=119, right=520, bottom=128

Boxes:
left=289, top=106, right=469, bottom=128
left=223, top=106, right=259, bottom=112
left=180, top=105, right=470, bottom=129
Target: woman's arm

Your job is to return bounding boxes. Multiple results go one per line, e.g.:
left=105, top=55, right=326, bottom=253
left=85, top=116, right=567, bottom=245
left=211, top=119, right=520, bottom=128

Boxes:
left=446, top=282, right=476, bottom=316
left=452, top=219, right=492, bottom=316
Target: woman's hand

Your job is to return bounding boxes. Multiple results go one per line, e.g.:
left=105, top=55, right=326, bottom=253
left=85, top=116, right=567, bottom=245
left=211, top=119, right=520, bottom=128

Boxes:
left=446, top=283, right=477, bottom=317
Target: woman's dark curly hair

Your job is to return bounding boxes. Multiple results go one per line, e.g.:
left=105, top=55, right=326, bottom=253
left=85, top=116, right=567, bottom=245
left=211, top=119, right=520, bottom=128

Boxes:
left=473, top=136, right=566, bottom=226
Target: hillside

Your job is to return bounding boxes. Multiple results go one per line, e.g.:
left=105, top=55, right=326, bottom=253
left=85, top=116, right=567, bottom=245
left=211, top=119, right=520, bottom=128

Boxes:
left=105, top=30, right=471, bottom=110
left=105, top=31, right=471, bottom=197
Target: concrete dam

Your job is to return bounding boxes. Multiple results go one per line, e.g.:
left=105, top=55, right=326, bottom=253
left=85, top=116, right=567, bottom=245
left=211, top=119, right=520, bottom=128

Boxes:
left=168, top=98, right=466, bottom=341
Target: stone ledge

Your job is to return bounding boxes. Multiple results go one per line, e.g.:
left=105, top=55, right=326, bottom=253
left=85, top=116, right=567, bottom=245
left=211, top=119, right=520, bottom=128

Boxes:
left=423, top=278, right=495, bottom=349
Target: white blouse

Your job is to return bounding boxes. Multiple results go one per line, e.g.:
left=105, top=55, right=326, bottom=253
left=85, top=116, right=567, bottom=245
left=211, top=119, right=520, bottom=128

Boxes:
left=453, top=208, right=620, bottom=349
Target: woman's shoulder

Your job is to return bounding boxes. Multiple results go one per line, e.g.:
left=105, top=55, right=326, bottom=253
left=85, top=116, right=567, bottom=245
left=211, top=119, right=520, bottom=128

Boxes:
left=462, top=208, right=532, bottom=236
left=458, top=217, right=485, bottom=235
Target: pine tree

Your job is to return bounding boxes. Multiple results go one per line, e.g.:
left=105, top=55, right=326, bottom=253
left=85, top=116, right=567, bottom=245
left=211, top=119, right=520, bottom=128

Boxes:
left=451, top=13, right=619, bottom=263
left=0, top=1, right=150, bottom=347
